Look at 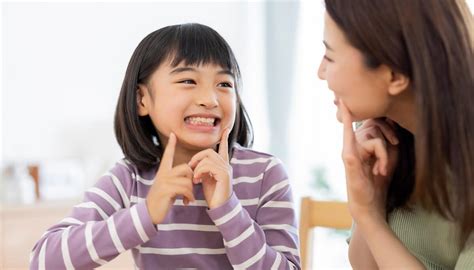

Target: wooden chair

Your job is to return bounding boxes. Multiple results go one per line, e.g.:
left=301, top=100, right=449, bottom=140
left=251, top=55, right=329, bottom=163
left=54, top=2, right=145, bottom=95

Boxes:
left=299, top=197, right=352, bottom=270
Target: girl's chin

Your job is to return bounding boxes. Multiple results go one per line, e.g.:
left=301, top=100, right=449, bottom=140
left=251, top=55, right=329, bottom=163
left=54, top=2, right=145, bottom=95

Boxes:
left=180, top=138, right=219, bottom=151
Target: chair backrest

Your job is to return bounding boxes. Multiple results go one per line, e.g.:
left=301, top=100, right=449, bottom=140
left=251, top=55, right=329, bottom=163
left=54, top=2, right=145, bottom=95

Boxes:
left=299, top=197, right=352, bottom=270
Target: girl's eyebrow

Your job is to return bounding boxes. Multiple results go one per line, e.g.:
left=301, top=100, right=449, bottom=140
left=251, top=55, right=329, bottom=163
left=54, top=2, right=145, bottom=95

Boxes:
left=170, top=67, right=234, bottom=78
left=169, top=67, right=196, bottom=75
left=218, top=70, right=234, bottom=77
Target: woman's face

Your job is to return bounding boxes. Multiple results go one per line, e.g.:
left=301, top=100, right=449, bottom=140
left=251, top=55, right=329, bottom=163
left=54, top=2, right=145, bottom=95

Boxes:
left=318, top=13, right=393, bottom=122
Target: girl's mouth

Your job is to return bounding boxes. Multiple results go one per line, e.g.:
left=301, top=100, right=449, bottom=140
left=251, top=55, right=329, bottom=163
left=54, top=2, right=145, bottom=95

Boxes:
left=184, top=116, right=221, bottom=127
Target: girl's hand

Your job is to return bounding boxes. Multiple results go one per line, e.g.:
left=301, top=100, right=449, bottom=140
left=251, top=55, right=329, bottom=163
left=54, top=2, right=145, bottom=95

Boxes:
left=340, top=101, right=399, bottom=222
left=188, top=129, right=232, bottom=209
left=145, top=133, right=195, bottom=224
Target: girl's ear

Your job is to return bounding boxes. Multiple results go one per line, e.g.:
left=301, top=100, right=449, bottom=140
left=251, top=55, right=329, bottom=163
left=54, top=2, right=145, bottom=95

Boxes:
left=388, top=71, right=410, bottom=96
left=137, top=84, right=150, bottom=116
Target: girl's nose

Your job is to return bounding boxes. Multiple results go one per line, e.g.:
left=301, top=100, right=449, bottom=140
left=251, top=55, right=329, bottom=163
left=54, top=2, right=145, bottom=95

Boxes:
left=196, top=88, right=218, bottom=109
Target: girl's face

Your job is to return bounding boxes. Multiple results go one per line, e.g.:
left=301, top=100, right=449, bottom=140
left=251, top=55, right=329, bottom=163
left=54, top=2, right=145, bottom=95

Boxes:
left=318, top=13, right=393, bottom=122
left=138, top=61, right=236, bottom=151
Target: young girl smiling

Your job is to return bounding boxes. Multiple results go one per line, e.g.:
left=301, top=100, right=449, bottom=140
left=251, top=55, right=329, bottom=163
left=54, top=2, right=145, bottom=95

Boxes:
left=30, top=23, right=300, bottom=270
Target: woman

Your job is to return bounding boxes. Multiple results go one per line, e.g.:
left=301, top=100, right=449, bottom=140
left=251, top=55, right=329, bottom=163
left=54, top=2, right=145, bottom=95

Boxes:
left=318, top=0, right=473, bottom=269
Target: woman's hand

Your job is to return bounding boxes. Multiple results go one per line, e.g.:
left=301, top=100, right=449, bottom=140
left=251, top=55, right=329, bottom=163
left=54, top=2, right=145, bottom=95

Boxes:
left=341, top=101, right=425, bottom=269
left=188, top=129, right=233, bottom=209
left=145, top=133, right=195, bottom=224
left=340, top=101, right=399, bottom=222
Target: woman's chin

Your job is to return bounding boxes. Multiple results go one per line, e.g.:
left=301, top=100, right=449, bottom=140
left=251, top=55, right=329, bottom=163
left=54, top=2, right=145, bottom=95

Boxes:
left=335, top=107, right=366, bottom=123
left=336, top=110, right=343, bottom=123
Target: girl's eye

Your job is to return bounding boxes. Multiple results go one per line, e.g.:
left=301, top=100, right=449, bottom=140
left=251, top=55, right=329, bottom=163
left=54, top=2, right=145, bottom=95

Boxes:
left=218, top=82, right=233, bottom=88
left=178, top=79, right=196, bottom=85
left=324, top=55, right=334, bottom=62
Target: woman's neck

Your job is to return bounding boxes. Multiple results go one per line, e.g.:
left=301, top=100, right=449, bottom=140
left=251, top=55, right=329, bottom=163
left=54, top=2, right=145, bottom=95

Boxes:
left=387, top=90, right=417, bottom=135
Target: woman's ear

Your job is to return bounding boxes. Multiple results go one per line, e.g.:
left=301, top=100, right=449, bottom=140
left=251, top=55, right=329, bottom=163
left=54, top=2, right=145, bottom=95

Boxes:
left=137, top=84, right=150, bottom=116
left=388, top=71, right=410, bottom=96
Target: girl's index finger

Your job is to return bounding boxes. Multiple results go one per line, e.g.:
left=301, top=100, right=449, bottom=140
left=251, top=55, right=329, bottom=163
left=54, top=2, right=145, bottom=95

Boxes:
left=218, top=128, right=230, bottom=162
left=160, top=132, right=176, bottom=170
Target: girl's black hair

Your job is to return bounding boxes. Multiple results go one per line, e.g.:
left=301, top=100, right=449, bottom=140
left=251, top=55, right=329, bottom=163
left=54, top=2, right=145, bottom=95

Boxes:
left=114, top=23, right=253, bottom=171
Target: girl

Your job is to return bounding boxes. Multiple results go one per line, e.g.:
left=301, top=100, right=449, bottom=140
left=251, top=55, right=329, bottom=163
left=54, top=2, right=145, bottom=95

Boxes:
left=318, top=0, right=473, bottom=269
left=30, top=23, right=300, bottom=270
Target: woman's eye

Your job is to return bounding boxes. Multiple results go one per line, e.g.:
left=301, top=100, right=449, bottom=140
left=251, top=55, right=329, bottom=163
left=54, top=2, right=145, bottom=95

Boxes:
left=218, top=82, right=233, bottom=88
left=178, top=79, right=196, bottom=85
left=324, top=55, right=334, bottom=62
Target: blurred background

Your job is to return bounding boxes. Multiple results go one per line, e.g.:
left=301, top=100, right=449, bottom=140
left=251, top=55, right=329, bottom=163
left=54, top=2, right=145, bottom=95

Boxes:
left=2, top=1, right=473, bottom=269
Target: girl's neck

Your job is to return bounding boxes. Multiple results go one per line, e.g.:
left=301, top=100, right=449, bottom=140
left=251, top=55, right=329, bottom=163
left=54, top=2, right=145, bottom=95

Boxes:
left=172, top=144, right=217, bottom=167
left=172, top=146, right=198, bottom=166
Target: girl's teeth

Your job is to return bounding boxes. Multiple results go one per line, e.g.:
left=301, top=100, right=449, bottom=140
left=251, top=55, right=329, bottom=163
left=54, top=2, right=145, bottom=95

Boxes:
left=187, top=117, right=215, bottom=126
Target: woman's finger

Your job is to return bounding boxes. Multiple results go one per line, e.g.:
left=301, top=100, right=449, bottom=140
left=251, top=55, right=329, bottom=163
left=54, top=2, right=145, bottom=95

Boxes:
left=360, top=138, right=389, bottom=176
left=359, top=119, right=399, bottom=145
left=339, top=100, right=363, bottom=178
left=340, top=100, right=356, bottom=153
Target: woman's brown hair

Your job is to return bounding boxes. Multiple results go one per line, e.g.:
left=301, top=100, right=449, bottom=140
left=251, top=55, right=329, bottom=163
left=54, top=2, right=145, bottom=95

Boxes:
left=325, top=0, right=474, bottom=246
left=114, top=23, right=253, bottom=172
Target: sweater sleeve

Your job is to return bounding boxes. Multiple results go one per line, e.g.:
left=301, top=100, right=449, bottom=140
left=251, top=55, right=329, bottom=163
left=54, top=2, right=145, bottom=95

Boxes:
left=29, top=167, right=158, bottom=269
left=207, top=158, right=300, bottom=270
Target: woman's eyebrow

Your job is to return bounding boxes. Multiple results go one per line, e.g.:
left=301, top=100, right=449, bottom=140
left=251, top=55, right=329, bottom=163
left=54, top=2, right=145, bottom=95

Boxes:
left=323, top=40, right=334, bottom=51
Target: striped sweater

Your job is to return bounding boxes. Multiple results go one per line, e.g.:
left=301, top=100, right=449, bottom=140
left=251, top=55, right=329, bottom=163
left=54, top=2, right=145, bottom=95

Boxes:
left=30, top=145, right=301, bottom=269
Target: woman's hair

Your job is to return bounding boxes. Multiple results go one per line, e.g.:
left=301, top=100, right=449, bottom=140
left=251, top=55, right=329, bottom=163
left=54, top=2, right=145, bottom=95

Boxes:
left=114, top=23, right=253, bottom=172
left=325, top=0, right=474, bottom=246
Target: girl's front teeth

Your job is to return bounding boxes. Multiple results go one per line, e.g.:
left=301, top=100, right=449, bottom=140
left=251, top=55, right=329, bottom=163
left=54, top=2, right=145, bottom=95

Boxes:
left=186, top=117, right=215, bottom=126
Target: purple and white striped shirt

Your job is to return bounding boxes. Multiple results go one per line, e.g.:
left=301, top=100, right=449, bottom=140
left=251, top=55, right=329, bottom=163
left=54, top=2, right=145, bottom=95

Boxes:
left=30, top=145, right=300, bottom=269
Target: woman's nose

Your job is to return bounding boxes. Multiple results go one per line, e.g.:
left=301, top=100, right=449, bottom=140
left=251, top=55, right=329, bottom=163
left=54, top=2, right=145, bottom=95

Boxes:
left=317, top=58, right=326, bottom=80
